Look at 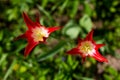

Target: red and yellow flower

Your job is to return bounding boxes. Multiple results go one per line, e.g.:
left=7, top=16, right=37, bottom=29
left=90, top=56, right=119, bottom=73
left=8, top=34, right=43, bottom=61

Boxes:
left=67, top=30, right=108, bottom=63
left=16, top=12, right=60, bottom=57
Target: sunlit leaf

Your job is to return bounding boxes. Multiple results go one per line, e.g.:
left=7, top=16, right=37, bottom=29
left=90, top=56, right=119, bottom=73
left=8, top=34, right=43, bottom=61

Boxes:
left=0, top=54, right=7, bottom=66
left=79, top=14, right=93, bottom=32
left=62, top=20, right=81, bottom=39
left=41, top=0, right=48, bottom=8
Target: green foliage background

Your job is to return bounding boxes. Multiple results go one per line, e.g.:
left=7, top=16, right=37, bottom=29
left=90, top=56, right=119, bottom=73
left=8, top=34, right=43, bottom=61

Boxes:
left=0, top=0, right=120, bottom=80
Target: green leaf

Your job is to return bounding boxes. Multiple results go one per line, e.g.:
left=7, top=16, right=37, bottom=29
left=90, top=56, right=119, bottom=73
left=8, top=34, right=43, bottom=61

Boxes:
left=106, top=67, right=118, bottom=76
left=73, top=74, right=94, bottom=80
left=69, top=0, right=79, bottom=18
left=62, top=20, right=81, bottom=39
left=6, top=8, right=18, bottom=21
left=0, top=54, right=7, bottom=66
left=41, top=0, right=48, bottom=8
left=84, top=2, right=93, bottom=16
left=59, top=0, right=68, bottom=14
left=67, top=55, right=73, bottom=66
left=110, top=7, right=116, bottom=13
left=103, top=74, right=112, bottom=80
left=80, top=77, right=94, bottom=80
left=3, top=59, right=16, bottom=80
left=79, top=14, right=93, bottom=32
left=62, top=62, right=69, bottom=71
left=37, top=5, right=54, bottom=25
left=72, top=61, right=78, bottom=70
left=116, top=74, right=120, bottom=80
left=38, top=41, right=66, bottom=61
left=66, top=26, right=80, bottom=39
left=14, top=43, right=26, bottom=53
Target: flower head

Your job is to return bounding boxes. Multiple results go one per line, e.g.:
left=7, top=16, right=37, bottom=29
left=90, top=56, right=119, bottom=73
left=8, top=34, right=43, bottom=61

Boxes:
left=16, top=12, right=60, bottom=57
left=67, top=29, right=108, bottom=63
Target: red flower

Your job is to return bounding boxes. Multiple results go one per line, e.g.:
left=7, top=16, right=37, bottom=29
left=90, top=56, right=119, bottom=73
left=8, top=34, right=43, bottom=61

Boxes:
left=16, top=12, right=60, bottom=57
left=67, top=30, right=108, bottom=63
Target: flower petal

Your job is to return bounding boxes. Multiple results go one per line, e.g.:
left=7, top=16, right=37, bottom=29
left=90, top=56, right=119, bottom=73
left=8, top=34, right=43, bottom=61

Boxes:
left=67, top=48, right=80, bottom=55
left=96, top=44, right=105, bottom=49
left=14, top=34, right=26, bottom=40
left=92, top=51, right=108, bottom=62
left=24, top=41, right=38, bottom=57
left=22, top=12, right=35, bottom=29
left=85, top=29, right=94, bottom=41
left=81, top=56, right=86, bottom=63
left=47, top=27, right=60, bottom=34
left=77, top=37, right=82, bottom=43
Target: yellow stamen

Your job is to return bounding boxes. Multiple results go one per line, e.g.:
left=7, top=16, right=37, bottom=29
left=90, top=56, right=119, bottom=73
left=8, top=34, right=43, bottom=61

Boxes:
left=32, top=27, right=48, bottom=42
left=79, top=41, right=95, bottom=55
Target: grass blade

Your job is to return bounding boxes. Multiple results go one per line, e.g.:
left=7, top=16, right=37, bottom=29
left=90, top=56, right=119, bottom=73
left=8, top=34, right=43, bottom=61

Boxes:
left=38, top=41, right=66, bottom=61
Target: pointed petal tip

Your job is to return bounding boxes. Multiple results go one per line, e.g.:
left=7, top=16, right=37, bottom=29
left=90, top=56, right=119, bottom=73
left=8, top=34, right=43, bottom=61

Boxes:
left=24, top=49, right=30, bottom=57
left=54, top=26, right=61, bottom=30
left=91, top=29, right=94, bottom=32
left=24, top=42, right=38, bottom=57
left=48, top=27, right=61, bottom=34
left=99, top=58, right=108, bottom=63
left=66, top=48, right=80, bottom=55
left=77, top=37, right=82, bottom=43
left=66, top=50, right=72, bottom=54
left=24, top=52, right=29, bottom=57
left=14, top=34, right=26, bottom=41
left=93, top=55, right=108, bottom=63
left=85, top=29, right=94, bottom=40
left=96, top=44, right=105, bottom=50
left=66, top=49, right=74, bottom=55
left=81, top=57, right=86, bottom=63
left=103, top=58, right=108, bottom=63
left=101, top=56, right=108, bottom=62
left=92, top=51, right=108, bottom=63
left=98, top=57, right=108, bottom=62
left=22, top=12, right=35, bottom=29
left=22, top=12, right=27, bottom=18
left=97, top=44, right=105, bottom=47
left=54, top=27, right=61, bottom=30
left=101, top=44, right=105, bottom=46
left=89, top=29, right=94, bottom=35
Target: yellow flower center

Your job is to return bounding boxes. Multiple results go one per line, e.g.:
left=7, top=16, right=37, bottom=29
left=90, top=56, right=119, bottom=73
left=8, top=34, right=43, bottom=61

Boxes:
left=79, top=41, right=95, bottom=55
left=32, top=27, right=48, bottom=42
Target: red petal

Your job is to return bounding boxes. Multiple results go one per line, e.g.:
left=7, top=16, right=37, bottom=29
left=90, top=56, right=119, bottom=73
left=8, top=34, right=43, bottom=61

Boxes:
left=14, top=34, right=26, bottom=41
left=25, top=30, right=32, bottom=41
left=67, top=48, right=80, bottom=55
left=24, top=41, right=38, bottom=57
left=81, top=57, right=86, bottom=63
left=85, top=29, right=94, bottom=41
left=22, top=12, right=35, bottom=29
left=96, top=44, right=105, bottom=49
left=47, top=27, right=60, bottom=34
left=92, top=51, right=108, bottom=62
left=77, top=37, right=82, bottom=43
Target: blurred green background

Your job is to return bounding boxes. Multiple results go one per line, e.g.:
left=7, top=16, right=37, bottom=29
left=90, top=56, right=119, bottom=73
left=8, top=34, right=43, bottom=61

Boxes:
left=0, top=0, right=120, bottom=80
